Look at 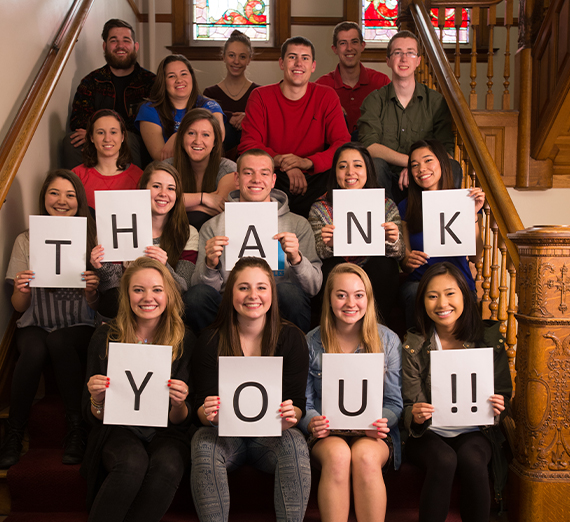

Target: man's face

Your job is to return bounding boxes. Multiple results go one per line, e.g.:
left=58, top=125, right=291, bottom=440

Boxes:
left=333, top=29, right=365, bottom=69
left=236, top=155, right=276, bottom=203
left=279, top=44, right=316, bottom=88
left=104, top=27, right=139, bottom=70
left=386, top=37, right=421, bottom=80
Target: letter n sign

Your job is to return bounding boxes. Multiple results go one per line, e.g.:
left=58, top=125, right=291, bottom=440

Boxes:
left=422, top=189, right=476, bottom=257
left=218, top=356, right=283, bottom=437
left=322, top=353, right=384, bottom=430
left=333, top=189, right=386, bottom=256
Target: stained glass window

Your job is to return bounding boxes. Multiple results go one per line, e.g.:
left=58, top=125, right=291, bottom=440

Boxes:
left=192, top=0, right=270, bottom=42
left=361, top=1, right=469, bottom=45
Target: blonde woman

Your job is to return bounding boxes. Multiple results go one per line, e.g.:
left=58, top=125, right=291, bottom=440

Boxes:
left=83, top=257, right=195, bottom=522
left=300, top=263, right=403, bottom=522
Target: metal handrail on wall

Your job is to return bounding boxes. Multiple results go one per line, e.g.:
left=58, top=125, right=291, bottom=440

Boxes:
left=0, top=0, right=95, bottom=212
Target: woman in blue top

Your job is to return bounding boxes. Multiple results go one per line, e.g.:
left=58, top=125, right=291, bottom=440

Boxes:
left=398, top=140, right=485, bottom=329
left=136, top=55, right=224, bottom=161
left=301, top=262, right=403, bottom=522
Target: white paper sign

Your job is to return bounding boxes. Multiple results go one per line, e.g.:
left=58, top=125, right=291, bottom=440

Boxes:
left=104, top=342, right=172, bottom=427
left=29, top=215, right=87, bottom=288
left=224, top=202, right=278, bottom=270
left=322, top=353, right=385, bottom=430
left=431, top=348, right=494, bottom=427
left=333, top=189, right=386, bottom=257
left=95, top=190, right=153, bottom=262
left=218, top=356, right=283, bottom=437
left=422, top=189, right=476, bottom=257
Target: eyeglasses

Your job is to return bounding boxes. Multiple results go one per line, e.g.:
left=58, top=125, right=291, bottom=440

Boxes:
left=389, top=51, right=419, bottom=59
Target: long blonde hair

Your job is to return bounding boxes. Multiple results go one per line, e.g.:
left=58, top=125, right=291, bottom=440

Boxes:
left=320, top=263, right=382, bottom=354
left=107, top=257, right=185, bottom=361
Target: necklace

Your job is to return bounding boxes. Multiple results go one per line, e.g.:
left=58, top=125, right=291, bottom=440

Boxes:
left=223, top=79, right=248, bottom=99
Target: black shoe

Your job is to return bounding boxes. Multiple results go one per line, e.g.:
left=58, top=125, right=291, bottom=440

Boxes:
left=62, top=414, right=86, bottom=465
left=0, top=426, right=24, bottom=468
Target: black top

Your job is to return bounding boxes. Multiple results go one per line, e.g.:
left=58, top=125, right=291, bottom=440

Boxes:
left=193, top=323, right=309, bottom=419
left=203, top=83, right=260, bottom=118
left=80, top=324, right=196, bottom=507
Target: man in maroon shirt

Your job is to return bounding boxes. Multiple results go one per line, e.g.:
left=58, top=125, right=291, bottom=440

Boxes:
left=239, top=36, right=350, bottom=218
left=316, top=22, right=390, bottom=140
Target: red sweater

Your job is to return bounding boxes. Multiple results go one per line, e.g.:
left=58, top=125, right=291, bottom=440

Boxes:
left=238, top=82, right=351, bottom=174
left=73, top=163, right=143, bottom=209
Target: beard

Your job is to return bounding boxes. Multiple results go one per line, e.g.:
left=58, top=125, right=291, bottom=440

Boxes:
left=105, top=48, right=137, bottom=70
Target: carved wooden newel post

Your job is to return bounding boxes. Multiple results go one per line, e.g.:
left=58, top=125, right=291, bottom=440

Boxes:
left=508, top=226, right=570, bottom=521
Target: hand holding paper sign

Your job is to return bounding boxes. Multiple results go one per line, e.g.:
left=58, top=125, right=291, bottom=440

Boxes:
left=307, top=415, right=330, bottom=438
left=411, top=402, right=435, bottom=424
left=321, top=225, right=335, bottom=247
left=91, top=245, right=105, bottom=269
left=366, top=418, right=390, bottom=439
left=273, top=233, right=301, bottom=266
left=144, top=245, right=168, bottom=265
left=200, top=396, right=221, bottom=426
left=402, top=249, right=429, bottom=272
left=469, top=187, right=486, bottom=214
left=489, top=394, right=505, bottom=416
left=12, top=271, right=35, bottom=312
left=205, top=236, right=229, bottom=269
left=382, top=222, right=400, bottom=243
left=279, top=399, right=299, bottom=429
left=167, top=379, right=189, bottom=424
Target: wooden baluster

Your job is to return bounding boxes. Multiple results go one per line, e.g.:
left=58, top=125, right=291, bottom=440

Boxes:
left=486, top=5, right=496, bottom=110
left=454, top=8, right=462, bottom=82
left=438, top=7, right=445, bottom=44
left=481, top=202, right=492, bottom=317
left=473, top=163, right=484, bottom=300
left=506, top=256, right=517, bottom=386
left=498, top=234, right=509, bottom=338
left=503, top=0, right=513, bottom=109
left=489, top=213, right=500, bottom=320
left=470, top=7, right=480, bottom=110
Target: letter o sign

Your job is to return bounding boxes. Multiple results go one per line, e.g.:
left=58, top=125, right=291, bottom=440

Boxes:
left=233, top=381, right=269, bottom=422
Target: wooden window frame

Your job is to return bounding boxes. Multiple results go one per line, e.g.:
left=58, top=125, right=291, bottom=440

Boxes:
left=168, top=0, right=290, bottom=60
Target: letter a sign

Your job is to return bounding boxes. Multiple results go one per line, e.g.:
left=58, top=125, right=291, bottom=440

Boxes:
left=422, top=189, right=476, bottom=257
left=224, top=202, right=278, bottom=271
left=218, top=356, right=283, bottom=436
left=322, top=353, right=384, bottom=430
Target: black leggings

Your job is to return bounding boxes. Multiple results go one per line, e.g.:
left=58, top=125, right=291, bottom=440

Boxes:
left=406, top=430, right=493, bottom=522
left=89, top=427, right=190, bottom=522
left=10, top=325, right=94, bottom=426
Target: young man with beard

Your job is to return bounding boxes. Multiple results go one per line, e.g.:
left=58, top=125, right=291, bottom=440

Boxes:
left=316, top=22, right=390, bottom=140
left=63, top=19, right=155, bottom=169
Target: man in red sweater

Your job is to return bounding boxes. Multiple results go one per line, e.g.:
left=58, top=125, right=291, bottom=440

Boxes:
left=239, top=36, right=351, bottom=218
left=316, top=22, right=390, bottom=140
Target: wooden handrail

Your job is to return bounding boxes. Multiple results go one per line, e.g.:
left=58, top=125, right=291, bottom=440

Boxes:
left=430, top=0, right=502, bottom=6
left=409, top=0, right=524, bottom=266
left=0, top=0, right=95, bottom=212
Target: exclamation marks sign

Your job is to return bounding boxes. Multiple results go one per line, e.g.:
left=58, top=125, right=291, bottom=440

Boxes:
left=471, top=373, right=477, bottom=412
left=451, top=374, right=457, bottom=413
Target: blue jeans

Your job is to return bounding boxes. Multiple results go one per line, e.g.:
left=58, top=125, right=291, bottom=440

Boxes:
left=399, top=279, right=420, bottom=330
left=184, top=282, right=312, bottom=335
left=191, top=427, right=311, bottom=522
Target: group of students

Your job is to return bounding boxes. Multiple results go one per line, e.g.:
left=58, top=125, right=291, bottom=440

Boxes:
left=0, top=17, right=511, bottom=522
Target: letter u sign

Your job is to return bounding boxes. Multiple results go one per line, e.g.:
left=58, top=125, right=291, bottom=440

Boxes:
left=322, top=353, right=384, bottom=430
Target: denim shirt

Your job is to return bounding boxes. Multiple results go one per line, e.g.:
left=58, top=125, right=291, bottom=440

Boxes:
left=301, top=324, right=404, bottom=469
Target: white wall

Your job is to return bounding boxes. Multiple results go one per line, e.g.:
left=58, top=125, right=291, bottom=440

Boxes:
left=0, top=0, right=140, bottom=339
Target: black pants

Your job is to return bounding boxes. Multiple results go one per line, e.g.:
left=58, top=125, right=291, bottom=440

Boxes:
left=89, top=427, right=190, bottom=522
left=406, top=430, right=492, bottom=522
left=274, top=169, right=330, bottom=219
left=10, top=325, right=94, bottom=427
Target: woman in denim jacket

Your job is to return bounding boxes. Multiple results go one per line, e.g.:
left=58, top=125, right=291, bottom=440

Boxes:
left=300, top=263, right=403, bottom=522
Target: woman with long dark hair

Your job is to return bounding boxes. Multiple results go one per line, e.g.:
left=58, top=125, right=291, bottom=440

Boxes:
left=1, top=169, right=99, bottom=467
left=136, top=55, right=224, bottom=161
left=398, top=139, right=485, bottom=328
left=190, top=257, right=311, bottom=522
left=73, top=109, right=143, bottom=210
left=403, top=262, right=511, bottom=521
left=309, top=141, right=404, bottom=322
left=173, top=109, right=236, bottom=230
